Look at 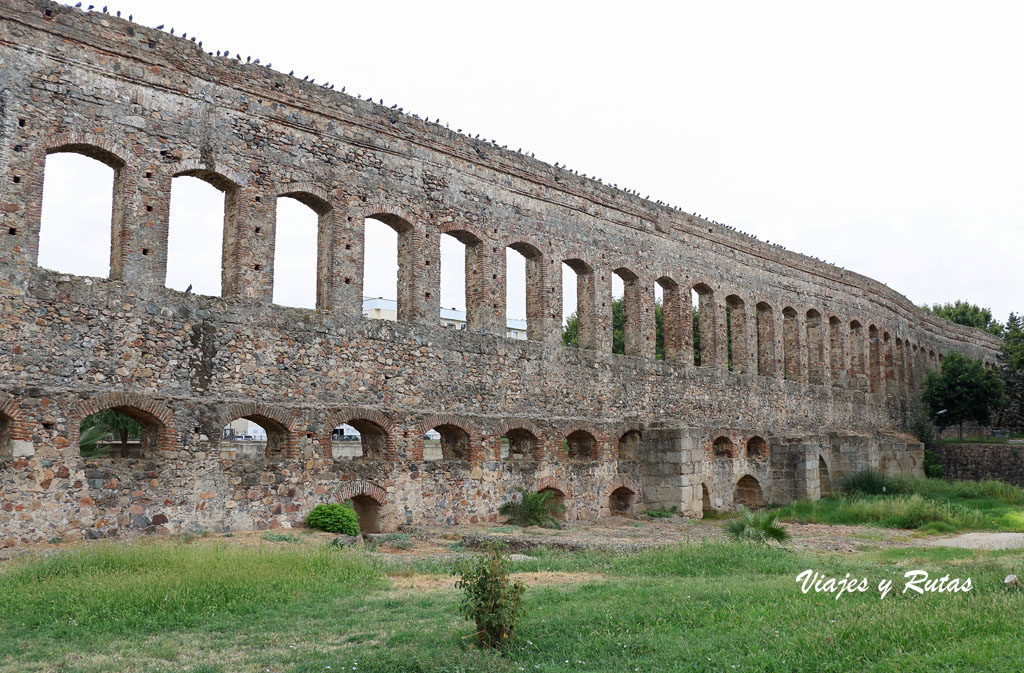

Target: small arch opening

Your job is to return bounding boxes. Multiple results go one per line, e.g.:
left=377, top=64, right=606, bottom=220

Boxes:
left=350, top=494, right=383, bottom=534
left=712, top=436, right=734, bottom=458
left=565, top=430, right=598, bottom=461
left=819, top=456, right=832, bottom=498
left=80, top=407, right=161, bottom=459
left=618, top=430, right=642, bottom=461
left=501, top=428, right=537, bottom=462
left=0, top=411, right=11, bottom=457
left=691, top=284, right=714, bottom=366
left=167, top=172, right=236, bottom=297
left=562, top=259, right=594, bottom=349
left=425, top=424, right=471, bottom=461
left=222, top=414, right=289, bottom=459
left=702, top=483, right=712, bottom=513
left=272, top=195, right=321, bottom=309
left=538, top=487, right=566, bottom=520
left=746, top=436, right=768, bottom=460
left=734, top=475, right=764, bottom=507
left=332, top=419, right=388, bottom=460
left=756, top=301, right=775, bottom=376
left=608, top=486, right=636, bottom=517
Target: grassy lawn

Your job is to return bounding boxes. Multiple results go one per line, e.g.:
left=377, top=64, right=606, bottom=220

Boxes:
left=1, top=536, right=1023, bottom=672
left=776, top=474, right=1024, bottom=533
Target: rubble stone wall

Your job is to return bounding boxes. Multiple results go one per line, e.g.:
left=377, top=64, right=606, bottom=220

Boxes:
left=0, top=0, right=999, bottom=544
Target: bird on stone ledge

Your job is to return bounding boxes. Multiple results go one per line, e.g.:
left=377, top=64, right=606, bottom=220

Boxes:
left=185, top=284, right=192, bottom=295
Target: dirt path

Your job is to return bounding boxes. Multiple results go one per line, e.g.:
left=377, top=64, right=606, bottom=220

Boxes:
left=926, top=532, right=1024, bottom=550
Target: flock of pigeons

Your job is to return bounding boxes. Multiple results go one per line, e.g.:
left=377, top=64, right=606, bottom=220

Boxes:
left=65, top=2, right=847, bottom=271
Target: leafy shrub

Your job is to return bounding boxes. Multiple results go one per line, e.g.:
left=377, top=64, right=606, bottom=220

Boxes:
left=306, top=503, right=360, bottom=536
left=724, top=506, right=790, bottom=544
left=498, top=488, right=563, bottom=528
left=261, top=532, right=300, bottom=543
left=644, top=507, right=677, bottom=518
left=456, top=544, right=525, bottom=648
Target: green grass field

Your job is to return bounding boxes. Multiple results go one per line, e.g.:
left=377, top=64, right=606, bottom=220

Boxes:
left=1, top=537, right=1022, bottom=672
left=777, top=474, right=1024, bottom=533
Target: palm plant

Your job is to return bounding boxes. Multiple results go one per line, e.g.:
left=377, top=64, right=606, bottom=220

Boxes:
left=498, top=488, right=564, bottom=528
left=724, top=505, right=790, bottom=544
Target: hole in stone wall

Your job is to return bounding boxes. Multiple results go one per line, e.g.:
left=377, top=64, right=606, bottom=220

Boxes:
left=702, top=483, right=712, bottom=513
left=562, top=262, right=580, bottom=346
left=440, top=232, right=468, bottom=327
left=349, top=495, right=382, bottom=533
left=505, top=246, right=528, bottom=340
left=80, top=407, right=161, bottom=459
left=331, top=419, right=388, bottom=460
left=618, top=430, right=641, bottom=461
left=167, top=174, right=227, bottom=296
left=38, top=152, right=115, bottom=279
left=273, top=196, right=319, bottom=309
left=609, top=487, right=636, bottom=516
left=819, top=456, right=831, bottom=498
left=0, top=411, right=12, bottom=458
left=424, top=424, right=471, bottom=461
left=565, top=430, right=598, bottom=461
left=712, top=436, right=734, bottom=458
left=501, top=428, right=537, bottom=462
left=363, top=216, right=401, bottom=321
left=734, top=475, right=764, bottom=507
left=746, top=435, right=769, bottom=460
left=538, top=487, right=566, bottom=520
left=221, top=418, right=268, bottom=459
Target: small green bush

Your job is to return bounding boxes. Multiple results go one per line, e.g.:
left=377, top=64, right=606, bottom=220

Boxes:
left=724, top=506, right=790, bottom=544
left=456, top=544, right=525, bottom=648
left=645, top=507, right=677, bottom=518
left=306, top=503, right=360, bottom=536
left=498, top=488, right=564, bottom=528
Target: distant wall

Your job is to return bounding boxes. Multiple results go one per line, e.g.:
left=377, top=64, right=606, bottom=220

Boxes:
left=937, top=444, right=1024, bottom=487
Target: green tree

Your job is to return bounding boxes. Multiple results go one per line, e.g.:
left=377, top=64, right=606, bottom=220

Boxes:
left=80, top=409, right=143, bottom=457
left=997, top=313, right=1024, bottom=426
left=561, top=298, right=672, bottom=360
left=921, top=351, right=1005, bottom=440
left=923, top=301, right=1004, bottom=336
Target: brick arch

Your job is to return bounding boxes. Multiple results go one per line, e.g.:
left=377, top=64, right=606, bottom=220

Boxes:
left=438, top=220, right=489, bottom=244
left=69, top=391, right=178, bottom=455
left=416, top=413, right=481, bottom=462
left=323, top=407, right=398, bottom=460
left=0, top=392, right=30, bottom=457
left=171, top=159, right=246, bottom=190
left=218, top=402, right=298, bottom=459
left=708, top=432, right=738, bottom=459
left=606, top=476, right=639, bottom=497
left=614, top=424, right=643, bottom=461
left=504, top=236, right=547, bottom=260
left=335, top=480, right=388, bottom=505
left=494, top=419, right=543, bottom=462
left=351, top=199, right=419, bottom=229
left=561, top=426, right=603, bottom=462
left=43, top=132, right=129, bottom=169
left=535, top=476, right=571, bottom=498
left=273, top=182, right=335, bottom=214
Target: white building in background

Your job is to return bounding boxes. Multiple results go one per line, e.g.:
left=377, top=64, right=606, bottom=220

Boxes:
left=362, top=297, right=528, bottom=340
left=224, top=419, right=268, bottom=440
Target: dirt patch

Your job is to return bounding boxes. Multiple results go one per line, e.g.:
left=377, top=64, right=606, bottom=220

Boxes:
left=927, top=532, right=1024, bottom=550
left=387, top=571, right=605, bottom=593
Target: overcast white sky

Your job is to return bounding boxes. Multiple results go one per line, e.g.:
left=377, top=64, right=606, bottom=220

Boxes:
left=37, top=0, right=1023, bottom=325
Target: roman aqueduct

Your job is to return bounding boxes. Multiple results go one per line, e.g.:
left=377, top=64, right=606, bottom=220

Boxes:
left=0, top=0, right=1002, bottom=542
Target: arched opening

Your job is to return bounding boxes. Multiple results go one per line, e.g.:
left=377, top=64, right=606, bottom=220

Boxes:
left=782, top=307, right=800, bottom=381
left=38, top=149, right=123, bottom=279
left=440, top=229, right=484, bottom=331
left=883, top=332, right=895, bottom=390
left=538, top=487, right=566, bottom=520
left=565, top=430, right=598, bottom=461
left=0, top=411, right=11, bottom=458
left=501, top=428, right=538, bottom=462
left=79, top=407, right=162, bottom=459
left=756, top=302, right=775, bottom=376
left=702, top=483, right=712, bottom=513
left=806, top=309, right=824, bottom=384
left=562, top=259, right=595, bottom=349
left=612, top=267, right=642, bottom=356
left=712, top=436, right=735, bottom=458
left=426, top=424, right=472, bottom=461
left=828, top=316, right=843, bottom=384
left=746, top=436, right=768, bottom=460
left=222, top=414, right=289, bottom=459
left=734, top=475, right=763, bottom=507
left=608, top=486, right=636, bottom=517
left=167, top=171, right=238, bottom=297
left=691, top=284, right=715, bottom=366
left=656, top=277, right=682, bottom=362
left=618, top=430, right=642, bottom=461
left=868, top=325, right=881, bottom=393
left=331, top=419, right=388, bottom=460
left=726, top=295, right=747, bottom=373
left=849, top=321, right=866, bottom=390
left=819, top=456, right=831, bottom=498
left=273, top=194, right=325, bottom=309
left=506, top=243, right=543, bottom=340
left=350, top=494, right=382, bottom=534
left=363, top=215, right=412, bottom=321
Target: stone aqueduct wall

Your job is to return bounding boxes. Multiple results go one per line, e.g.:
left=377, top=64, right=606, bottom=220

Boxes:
left=0, top=0, right=1002, bottom=543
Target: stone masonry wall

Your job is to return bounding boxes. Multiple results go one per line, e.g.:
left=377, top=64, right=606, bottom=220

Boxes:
left=0, top=1, right=999, bottom=544
left=937, top=444, right=1024, bottom=488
